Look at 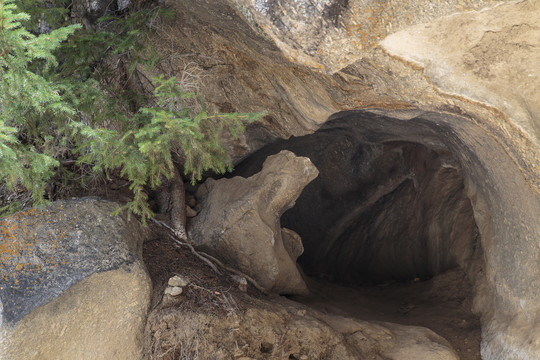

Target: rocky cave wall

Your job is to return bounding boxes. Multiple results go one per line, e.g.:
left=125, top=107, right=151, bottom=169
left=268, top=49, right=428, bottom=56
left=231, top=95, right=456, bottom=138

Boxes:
left=232, top=111, right=480, bottom=286
left=153, top=0, right=540, bottom=358
left=2, top=0, right=539, bottom=359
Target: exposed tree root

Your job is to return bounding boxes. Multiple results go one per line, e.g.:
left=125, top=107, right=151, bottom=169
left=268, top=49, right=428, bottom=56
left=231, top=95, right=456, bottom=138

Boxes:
left=151, top=218, right=268, bottom=295
left=197, top=251, right=269, bottom=295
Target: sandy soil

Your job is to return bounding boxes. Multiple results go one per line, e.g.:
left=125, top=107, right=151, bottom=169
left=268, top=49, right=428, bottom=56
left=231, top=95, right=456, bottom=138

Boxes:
left=295, top=269, right=482, bottom=360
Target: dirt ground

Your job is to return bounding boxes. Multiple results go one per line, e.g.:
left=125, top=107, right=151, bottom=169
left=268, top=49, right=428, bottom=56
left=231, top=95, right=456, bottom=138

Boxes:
left=142, top=219, right=263, bottom=314
left=295, top=270, right=482, bottom=360
left=143, top=222, right=481, bottom=359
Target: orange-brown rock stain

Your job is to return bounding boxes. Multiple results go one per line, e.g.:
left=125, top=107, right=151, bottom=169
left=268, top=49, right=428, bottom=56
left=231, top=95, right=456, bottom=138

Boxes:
left=1, top=207, right=70, bottom=283
left=345, top=3, right=393, bottom=50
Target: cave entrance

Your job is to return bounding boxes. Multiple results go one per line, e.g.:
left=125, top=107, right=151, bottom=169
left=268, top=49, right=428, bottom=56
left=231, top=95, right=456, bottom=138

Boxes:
left=232, top=110, right=483, bottom=358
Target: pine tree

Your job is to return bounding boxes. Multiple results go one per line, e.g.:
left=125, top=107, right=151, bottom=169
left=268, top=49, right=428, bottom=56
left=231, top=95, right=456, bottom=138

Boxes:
left=0, top=0, right=80, bottom=205
left=0, top=1, right=263, bottom=220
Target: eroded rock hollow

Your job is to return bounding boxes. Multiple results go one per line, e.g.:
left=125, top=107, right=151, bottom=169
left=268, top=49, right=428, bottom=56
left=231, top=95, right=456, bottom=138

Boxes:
left=232, top=110, right=480, bottom=286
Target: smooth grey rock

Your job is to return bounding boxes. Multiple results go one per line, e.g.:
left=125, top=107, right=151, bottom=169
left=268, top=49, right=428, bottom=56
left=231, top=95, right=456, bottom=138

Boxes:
left=0, top=198, right=145, bottom=325
left=0, top=198, right=151, bottom=360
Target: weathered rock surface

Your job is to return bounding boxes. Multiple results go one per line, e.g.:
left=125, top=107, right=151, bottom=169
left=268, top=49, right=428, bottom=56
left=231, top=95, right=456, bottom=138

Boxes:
left=2, top=265, right=150, bottom=360
left=152, top=0, right=409, bottom=147
left=154, top=1, right=540, bottom=358
left=0, top=198, right=151, bottom=360
left=0, top=198, right=145, bottom=324
left=380, top=0, right=540, bottom=160
left=190, top=150, right=318, bottom=295
left=239, top=0, right=503, bottom=73
left=323, top=315, right=460, bottom=360
left=145, top=295, right=459, bottom=360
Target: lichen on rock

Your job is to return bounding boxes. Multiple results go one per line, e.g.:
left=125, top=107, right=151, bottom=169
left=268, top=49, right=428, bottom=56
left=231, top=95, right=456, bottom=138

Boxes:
left=0, top=198, right=151, bottom=360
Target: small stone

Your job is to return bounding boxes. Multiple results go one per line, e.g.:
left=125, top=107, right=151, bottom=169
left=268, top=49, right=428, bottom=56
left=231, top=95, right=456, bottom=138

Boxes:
left=297, top=309, right=306, bottom=317
left=186, top=205, right=198, bottom=218
left=231, top=275, right=248, bottom=292
left=186, top=195, right=197, bottom=208
left=117, top=0, right=131, bottom=11
left=300, top=356, right=308, bottom=360
left=164, top=286, right=183, bottom=296
left=168, top=275, right=189, bottom=287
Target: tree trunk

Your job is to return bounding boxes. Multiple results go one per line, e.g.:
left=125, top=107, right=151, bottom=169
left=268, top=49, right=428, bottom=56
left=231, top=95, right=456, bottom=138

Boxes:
left=157, top=166, right=187, bottom=240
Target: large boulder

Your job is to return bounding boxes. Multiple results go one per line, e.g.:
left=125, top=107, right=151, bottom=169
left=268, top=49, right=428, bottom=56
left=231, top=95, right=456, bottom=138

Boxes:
left=0, top=198, right=151, bottom=360
left=189, top=150, right=318, bottom=295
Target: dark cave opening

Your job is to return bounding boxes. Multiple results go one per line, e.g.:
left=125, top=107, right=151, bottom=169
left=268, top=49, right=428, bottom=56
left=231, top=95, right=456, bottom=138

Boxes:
left=232, top=110, right=480, bottom=287
left=229, top=110, right=484, bottom=357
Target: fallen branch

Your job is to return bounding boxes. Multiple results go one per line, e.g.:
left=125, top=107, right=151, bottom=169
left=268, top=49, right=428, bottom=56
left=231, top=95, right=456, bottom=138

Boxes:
left=151, top=217, right=268, bottom=295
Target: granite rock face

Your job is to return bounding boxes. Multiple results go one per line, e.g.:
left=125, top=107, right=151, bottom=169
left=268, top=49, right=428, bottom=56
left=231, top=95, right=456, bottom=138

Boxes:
left=0, top=198, right=144, bottom=324
left=0, top=198, right=151, bottom=360
left=161, top=1, right=539, bottom=358
left=190, top=150, right=318, bottom=295
left=380, top=0, right=540, bottom=164
left=240, top=0, right=503, bottom=73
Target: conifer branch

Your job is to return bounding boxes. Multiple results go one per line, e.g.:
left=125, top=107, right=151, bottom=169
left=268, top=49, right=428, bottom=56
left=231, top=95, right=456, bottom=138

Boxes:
left=0, top=2, right=262, bottom=219
left=0, top=0, right=8, bottom=57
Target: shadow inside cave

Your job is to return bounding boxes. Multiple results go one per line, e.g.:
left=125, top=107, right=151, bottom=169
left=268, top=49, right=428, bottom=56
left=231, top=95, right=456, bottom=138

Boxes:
left=230, top=110, right=483, bottom=359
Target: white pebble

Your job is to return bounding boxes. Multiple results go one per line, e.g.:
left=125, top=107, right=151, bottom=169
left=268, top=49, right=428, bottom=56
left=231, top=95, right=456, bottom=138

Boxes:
left=168, top=275, right=189, bottom=287
left=164, top=286, right=183, bottom=296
